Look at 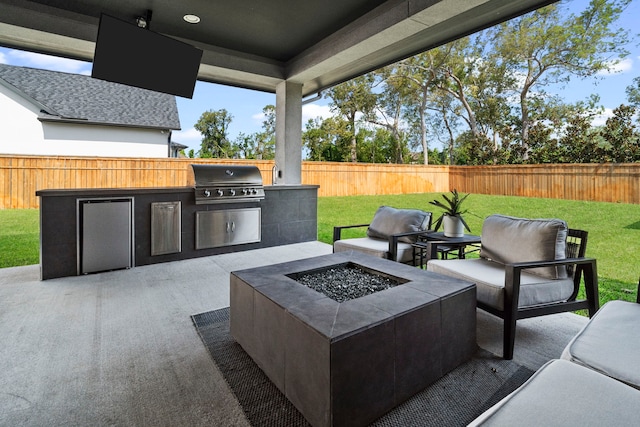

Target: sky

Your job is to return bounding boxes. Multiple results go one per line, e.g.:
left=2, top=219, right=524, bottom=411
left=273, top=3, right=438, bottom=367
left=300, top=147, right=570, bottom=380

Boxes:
left=0, top=0, right=638, bottom=154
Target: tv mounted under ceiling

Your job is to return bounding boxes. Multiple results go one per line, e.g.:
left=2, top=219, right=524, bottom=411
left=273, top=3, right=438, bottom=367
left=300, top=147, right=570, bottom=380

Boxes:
left=91, top=13, right=202, bottom=98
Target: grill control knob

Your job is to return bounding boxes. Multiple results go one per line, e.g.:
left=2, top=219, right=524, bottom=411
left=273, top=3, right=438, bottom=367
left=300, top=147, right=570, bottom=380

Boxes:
left=229, top=189, right=236, bottom=196
left=242, top=188, right=248, bottom=195
left=203, top=189, right=211, bottom=197
left=216, top=189, right=224, bottom=197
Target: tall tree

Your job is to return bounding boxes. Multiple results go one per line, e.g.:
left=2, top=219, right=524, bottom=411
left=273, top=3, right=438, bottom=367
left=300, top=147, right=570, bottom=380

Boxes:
left=422, top=36, right=515, bottom=163
left=557, top=113, right=602, bottom=163
left=194, top=109, right=234, bottom=158
left=256, top=105, right=276, bottom=160
left=367, top=67, right=412, bottom=163
left=600, top=104, right=640, bottom=162
left=230, top=105, right=276, bottom=160
left=302, top=117, right=350, bottom=161
left=356, top=127, right=392, bottom=163
left=492, top=0, right=631, bottom=155
left=426, top=96, right=461, bottom=165
left=391, top=47, right=453, bottom=164
left=326, top=75, right=377, bottom=162
left=234, top=132, right=255, bottom=159
left=625, top=76, right=640, bottom=114
left=402, top=36, right=514, bottom=164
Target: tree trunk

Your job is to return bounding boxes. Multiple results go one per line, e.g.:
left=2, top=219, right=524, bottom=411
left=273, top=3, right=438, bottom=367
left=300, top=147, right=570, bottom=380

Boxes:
left=349, top=112, right=357, bottom=162
left=443, top=113, right=455, bottom=165
left=420, top=86, right=429, bottom=165
left=445, top=71, right=479, bottom=139
left=520, top=91, right=529, bottom=159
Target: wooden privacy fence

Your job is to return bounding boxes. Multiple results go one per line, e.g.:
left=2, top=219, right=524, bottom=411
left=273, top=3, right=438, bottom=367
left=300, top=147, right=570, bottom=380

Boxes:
left=1, top=155, right=639, bottom=209
left=449, top=163, right=640, bottom=205
left=302, top=161, right=449, bottom=197
left=0, top=157, right=274, bottom=209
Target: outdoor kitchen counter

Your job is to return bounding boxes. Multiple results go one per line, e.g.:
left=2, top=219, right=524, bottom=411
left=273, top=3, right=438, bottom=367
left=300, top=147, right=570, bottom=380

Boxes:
left=36, top=185, right=319, bottom=280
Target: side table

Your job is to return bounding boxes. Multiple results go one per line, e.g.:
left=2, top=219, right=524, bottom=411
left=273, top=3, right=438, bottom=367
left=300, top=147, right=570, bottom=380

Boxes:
left=412, top=232, right=481, bottom=268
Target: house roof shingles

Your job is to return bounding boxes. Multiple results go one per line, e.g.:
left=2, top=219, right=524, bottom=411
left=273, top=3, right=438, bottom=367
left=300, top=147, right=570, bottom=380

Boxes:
left=0, top=63, right=181, bottom=130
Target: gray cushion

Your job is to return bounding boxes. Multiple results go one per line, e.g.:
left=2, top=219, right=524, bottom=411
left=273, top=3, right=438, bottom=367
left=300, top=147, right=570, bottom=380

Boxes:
left=561, top=300, right=640, bottom=390
left=427, top=258, right=574, bottom=310
left=479, top=214, right=568, bottom=280
left=366, top=206, right=430, bottom=244
left=468, top=359, right=640, bottom=426
left=333, top=237, right=415, bottom=263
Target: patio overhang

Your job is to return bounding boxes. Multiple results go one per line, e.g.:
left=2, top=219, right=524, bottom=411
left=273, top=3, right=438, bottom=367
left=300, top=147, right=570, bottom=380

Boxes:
left=0, top=0, right=557, bottom=98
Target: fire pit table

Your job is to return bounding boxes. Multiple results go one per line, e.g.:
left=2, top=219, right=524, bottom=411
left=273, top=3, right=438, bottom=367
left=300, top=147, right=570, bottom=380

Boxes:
left=230, top=251, right=476, bottom=427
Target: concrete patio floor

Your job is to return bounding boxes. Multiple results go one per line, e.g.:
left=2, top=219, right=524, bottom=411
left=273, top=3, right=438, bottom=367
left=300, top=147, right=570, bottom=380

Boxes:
left=0, top=241, right=588, bottom=426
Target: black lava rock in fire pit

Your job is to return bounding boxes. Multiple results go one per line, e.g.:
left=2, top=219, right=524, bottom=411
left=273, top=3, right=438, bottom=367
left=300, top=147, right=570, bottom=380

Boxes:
left=292, top=263, right=401, bottom=302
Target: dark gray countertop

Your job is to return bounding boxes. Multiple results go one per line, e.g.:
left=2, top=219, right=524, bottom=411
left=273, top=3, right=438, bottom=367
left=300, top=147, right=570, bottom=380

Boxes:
left=36, top=184, right=319, bottom=197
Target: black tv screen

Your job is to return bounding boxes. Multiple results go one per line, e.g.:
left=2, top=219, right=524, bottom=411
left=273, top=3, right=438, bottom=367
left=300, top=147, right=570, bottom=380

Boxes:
left=91, top=14, right=202, bottom=98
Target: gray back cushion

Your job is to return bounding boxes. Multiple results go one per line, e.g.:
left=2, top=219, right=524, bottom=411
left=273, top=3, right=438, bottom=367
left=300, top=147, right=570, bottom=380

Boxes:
left=366, top=206, right=431, bottom=243
left=480, top=214, right=568, bottom=279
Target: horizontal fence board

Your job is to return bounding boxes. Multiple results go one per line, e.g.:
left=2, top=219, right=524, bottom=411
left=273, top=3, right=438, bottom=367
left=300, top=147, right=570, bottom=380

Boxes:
left=0, top=155, right=638, bottom=209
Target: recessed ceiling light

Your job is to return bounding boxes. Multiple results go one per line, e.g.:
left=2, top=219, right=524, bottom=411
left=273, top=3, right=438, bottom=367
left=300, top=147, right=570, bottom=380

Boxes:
left=183, top=14, right=200, bottom=24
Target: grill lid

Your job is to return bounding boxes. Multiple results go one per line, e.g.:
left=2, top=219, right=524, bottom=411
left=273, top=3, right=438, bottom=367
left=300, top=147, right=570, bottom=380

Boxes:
left=190, top=164, right=263, bottom=187
left=190, top=164, right=264, bottom=204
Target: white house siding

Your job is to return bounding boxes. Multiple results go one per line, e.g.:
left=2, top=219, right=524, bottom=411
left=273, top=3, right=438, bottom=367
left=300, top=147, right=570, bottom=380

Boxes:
left=0, top=84, right=170, bottom=158
left=40, top=122, right=169, bottom=157
left=0, top=82, right=45, bottom=148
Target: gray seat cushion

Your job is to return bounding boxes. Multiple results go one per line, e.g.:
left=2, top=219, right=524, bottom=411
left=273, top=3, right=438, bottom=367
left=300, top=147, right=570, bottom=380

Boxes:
left=333, top=237, right=415, bottom=263
left=427, top=258, right=574, bottom=310
left=561, top=300, right=640, bottom=390
left=468, top=359, right=640, bottom=426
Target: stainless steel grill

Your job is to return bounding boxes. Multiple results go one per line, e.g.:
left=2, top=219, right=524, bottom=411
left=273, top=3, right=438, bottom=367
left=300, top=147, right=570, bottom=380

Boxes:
left=190, top=164, right=265, bottom=205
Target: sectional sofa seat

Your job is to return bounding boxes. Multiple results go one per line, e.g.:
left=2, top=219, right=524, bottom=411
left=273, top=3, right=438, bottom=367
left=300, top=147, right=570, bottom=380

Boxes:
left=470, top=283, right=640, bottom=426
left=468, top=359, right=640, bottom=426
left=561, top=298, right=640, bottom=390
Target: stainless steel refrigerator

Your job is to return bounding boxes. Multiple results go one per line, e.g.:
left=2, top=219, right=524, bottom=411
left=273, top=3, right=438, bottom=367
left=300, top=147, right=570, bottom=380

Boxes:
left=79, top=198, right=133, bottom=274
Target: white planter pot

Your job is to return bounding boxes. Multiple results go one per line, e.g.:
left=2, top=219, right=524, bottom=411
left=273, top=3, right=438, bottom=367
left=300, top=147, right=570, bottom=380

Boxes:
left=443, top=215, right=464, bottom=237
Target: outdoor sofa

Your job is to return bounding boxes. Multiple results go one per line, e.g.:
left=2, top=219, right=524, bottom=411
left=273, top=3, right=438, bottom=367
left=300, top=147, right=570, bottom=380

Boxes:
left=469, top=282, right=640, bottom=426
left=427, top=214, right=599, bottom=359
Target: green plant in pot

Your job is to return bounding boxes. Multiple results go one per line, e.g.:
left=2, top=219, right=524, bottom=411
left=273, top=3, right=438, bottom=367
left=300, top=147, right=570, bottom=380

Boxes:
left=429, top=190, right=471, bottom=237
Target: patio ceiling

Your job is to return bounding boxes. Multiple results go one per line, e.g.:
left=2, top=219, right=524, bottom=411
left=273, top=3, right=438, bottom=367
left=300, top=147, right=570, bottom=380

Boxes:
left=0, top=0, right=557, bottom=97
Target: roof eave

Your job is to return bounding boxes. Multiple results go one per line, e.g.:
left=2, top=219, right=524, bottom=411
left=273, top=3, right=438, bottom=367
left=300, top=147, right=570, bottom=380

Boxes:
left=37, top=114, right=180, bottom=131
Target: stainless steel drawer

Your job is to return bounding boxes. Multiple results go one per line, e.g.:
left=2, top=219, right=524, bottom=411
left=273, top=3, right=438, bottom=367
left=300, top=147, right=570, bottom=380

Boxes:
left=151, top=201, right=182, bottom=256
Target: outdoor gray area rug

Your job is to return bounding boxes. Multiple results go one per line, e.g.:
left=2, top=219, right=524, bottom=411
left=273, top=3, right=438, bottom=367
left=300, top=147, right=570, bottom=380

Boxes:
left=192, top=308, right=534, bottom=427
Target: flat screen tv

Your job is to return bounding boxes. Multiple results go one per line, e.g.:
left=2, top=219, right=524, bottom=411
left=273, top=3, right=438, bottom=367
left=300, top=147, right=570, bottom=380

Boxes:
left=91, top=14, right=202, bottom=98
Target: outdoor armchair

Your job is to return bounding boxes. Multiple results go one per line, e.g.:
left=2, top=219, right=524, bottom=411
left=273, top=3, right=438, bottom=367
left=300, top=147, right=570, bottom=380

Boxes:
left=428, top=214, right=599, bottom=359
left=332, top=206, right=431, bottom=263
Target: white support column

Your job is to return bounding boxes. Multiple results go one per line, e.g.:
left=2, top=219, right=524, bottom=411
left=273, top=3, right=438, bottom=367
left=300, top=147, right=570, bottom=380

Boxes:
left=274, top=81, right=302, bottom=185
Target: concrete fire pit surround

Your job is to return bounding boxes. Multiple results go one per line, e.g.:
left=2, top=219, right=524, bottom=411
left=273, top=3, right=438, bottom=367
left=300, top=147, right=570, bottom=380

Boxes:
left=230, top=251, right=476, bottom=427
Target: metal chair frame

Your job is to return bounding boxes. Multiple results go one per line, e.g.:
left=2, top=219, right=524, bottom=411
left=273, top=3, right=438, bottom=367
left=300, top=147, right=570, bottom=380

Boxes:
left=478, top=228, right=599, bottom=359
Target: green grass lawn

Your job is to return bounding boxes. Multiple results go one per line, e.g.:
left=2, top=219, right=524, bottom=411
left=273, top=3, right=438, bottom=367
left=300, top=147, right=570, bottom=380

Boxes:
left=0, top=208, right=39, bottom=268
left=2, top=194, right=639, bottom=306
